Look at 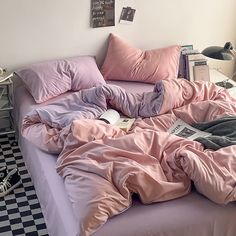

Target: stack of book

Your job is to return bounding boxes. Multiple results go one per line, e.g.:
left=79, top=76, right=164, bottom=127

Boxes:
left=178, top=45, right=210, bottom=82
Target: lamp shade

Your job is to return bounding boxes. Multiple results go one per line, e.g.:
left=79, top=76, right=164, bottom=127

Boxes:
left=201, top=42, right=235, bottom=60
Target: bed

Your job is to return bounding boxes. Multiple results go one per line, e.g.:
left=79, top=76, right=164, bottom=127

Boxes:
left=13, top=34, right=236, bottom=236
left=13, top=79, right=236, bottom=236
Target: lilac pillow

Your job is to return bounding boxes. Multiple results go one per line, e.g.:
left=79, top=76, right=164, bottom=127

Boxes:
left=16, top=56, right=105, bottom=103
left=68, top=56, right=106, bottom=91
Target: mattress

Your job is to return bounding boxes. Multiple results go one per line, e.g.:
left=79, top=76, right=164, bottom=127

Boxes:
left=14, top=83, right=236, bottom=236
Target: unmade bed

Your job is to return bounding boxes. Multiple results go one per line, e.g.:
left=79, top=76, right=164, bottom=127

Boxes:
left=14, top=79, right=236, bottom=236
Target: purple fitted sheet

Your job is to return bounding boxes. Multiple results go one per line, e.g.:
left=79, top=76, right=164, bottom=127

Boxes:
left=106, top=80, right=155, bottom=93
left=14, top=83, right=236, bottom=236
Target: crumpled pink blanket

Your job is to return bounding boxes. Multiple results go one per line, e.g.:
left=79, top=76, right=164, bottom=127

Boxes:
left=22, top=79, right=236, bottom=236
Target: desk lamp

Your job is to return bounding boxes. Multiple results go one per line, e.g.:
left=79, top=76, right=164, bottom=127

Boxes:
left=202, top=42, right=236, bottom=88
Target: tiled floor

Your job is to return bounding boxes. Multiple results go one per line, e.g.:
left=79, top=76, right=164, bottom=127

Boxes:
left=0, top=134, right=48, bottom=236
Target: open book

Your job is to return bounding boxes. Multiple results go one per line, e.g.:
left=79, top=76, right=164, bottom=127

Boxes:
left=168, top=119, right=211, bottom=140
left=99, top=109, right=135, bottom=132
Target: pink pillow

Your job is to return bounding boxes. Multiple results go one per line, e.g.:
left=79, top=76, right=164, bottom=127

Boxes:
left=101, top=34, right=181, bottom=84
left=16, top=56, right=105, bottom=103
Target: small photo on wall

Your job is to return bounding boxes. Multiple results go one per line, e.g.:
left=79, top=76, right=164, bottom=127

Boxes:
left=120, top=7, right=136, bottom=24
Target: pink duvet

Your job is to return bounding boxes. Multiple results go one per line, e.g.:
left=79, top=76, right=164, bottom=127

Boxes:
left=22, top=79, right=236, bottom=236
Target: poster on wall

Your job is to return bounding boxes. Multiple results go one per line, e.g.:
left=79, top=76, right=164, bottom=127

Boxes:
left=91, top=0, right=115, bottom=28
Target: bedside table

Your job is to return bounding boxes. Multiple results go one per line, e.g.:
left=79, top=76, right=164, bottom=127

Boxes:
left=209, top=69, right=236, bottom=99
left=0, top=77, right=16, bottom=136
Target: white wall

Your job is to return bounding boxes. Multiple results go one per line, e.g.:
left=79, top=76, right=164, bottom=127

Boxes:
left=0, top=0, right=236, bottom=76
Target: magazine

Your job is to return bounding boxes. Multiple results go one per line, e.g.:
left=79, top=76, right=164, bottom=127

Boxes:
left=99, top=109, right=135, bottom=132
left=168, top=119, right=211, bottom=140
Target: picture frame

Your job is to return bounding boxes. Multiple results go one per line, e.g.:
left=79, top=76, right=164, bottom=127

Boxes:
left=119, top=7, right=136, bottom=23
left=91, top=0, right=115, bottom=28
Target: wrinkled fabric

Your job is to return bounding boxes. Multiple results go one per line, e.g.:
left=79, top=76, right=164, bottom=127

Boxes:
left=22, top=82, right=164, bottom=129
left=21, top=79, right=236, bottom=236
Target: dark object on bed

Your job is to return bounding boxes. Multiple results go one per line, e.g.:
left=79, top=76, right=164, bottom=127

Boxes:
left=193, top=116, right=236, bottom=150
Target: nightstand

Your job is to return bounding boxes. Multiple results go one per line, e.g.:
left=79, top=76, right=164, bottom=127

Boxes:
left=0, top=78, right=15, bottom=136
left=209, top=69, right=236, bottom=99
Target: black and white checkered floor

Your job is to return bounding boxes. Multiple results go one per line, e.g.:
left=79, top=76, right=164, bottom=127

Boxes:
left=0, top=134, right=48, bottom=236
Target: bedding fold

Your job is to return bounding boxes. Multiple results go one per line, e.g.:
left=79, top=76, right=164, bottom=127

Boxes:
left=21, top=79, right=236, bottom=236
